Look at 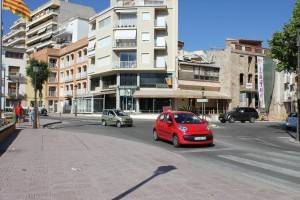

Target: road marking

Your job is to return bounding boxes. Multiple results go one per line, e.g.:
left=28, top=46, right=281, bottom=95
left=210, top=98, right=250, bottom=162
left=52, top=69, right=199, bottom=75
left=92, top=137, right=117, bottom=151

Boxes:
left=177, top=147, right=234, bottom=153
left=245, top=153, right=300, bottom=167
left=284, top=150, right=300, bottom=157
left=218, top=155, right=300, bottom=178
left=264, top=151, right=300, bottom=162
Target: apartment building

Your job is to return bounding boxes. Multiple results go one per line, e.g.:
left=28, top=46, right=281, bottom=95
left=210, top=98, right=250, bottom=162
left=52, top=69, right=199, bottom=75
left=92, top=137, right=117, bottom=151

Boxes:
left=1, top=47, right=27, bottom=109
left=207, top=39, right=271, bottom=111
left=88, top=0, right=178, bottom=113
left=3, top=18, right=26, bottom=48
left=59, top=38, right=89, bottom=113
left=26, top=0, right=95, bottom=53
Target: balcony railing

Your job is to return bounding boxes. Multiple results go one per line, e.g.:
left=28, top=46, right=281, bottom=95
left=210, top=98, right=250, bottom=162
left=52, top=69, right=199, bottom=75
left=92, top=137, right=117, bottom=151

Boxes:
left=48, top=91, right=57, bottom=97
left=88, top=65, right=96, bottom=74
left=113, top=40, right=137, bottom=48
left=78, top=56, right=88, bottom=63
left=77, top=89, right=87, bottom=96
left=65, top=90, right=73, bottom=96
left=64, top=76, right=73, bottom=82
left=114, top=20, right=137, bottom=28
left=155, top=20, right=167, bottom=28
left=48, top=77, right=58, bottom=83
left=8, top=89, right=17, bottom=97
left=49, top=63, right=58, bottom=69
left=115, top=61, right=137, bottom=69
left=144, top=0, right=164, bottom=6
left=75, top=72, right=87, bottom=80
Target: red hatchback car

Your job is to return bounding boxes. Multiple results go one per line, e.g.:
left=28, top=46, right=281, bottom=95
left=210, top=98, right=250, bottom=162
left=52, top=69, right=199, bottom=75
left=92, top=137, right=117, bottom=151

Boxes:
left=153, top=111, right=213, bottom=147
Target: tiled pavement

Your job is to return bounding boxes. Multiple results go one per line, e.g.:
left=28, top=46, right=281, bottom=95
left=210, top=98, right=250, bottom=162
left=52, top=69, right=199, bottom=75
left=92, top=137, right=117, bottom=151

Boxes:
left=0, top=126, right=299, bottom=200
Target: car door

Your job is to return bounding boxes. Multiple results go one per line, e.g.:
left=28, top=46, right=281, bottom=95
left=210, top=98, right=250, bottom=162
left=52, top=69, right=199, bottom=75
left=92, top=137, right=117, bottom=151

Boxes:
left=156, top=114, right=166, bottom=138
left=108, top=110, right=116, bottom=125
left=165, top=113, right=175, bottom=141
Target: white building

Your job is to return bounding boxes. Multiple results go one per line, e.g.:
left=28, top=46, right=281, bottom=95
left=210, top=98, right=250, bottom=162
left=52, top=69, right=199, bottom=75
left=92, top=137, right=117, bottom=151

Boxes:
left=1, top=47, right=27, bottom=109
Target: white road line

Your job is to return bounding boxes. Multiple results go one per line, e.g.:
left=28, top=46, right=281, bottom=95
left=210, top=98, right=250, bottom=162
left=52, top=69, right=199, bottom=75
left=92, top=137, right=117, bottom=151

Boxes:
left=284, top=150, right=300, bottom=157
left=245, top=153, right=300, bottom=167
left=265, top=151, right=300, bottom=162
left=218, top=155, right=300, bottom=178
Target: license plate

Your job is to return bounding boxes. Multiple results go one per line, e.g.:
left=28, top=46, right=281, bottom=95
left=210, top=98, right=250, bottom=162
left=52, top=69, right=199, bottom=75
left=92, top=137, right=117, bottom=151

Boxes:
left=194, top=136, right=206, bottom=141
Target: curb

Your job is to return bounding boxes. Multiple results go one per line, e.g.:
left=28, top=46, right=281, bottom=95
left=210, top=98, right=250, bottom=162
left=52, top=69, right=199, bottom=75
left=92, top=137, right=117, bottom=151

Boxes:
left=0, top=123, right=16, bottom=143
left=288, top=138, right=300, bottom=144
left=42, top=121, right=62, bottom=128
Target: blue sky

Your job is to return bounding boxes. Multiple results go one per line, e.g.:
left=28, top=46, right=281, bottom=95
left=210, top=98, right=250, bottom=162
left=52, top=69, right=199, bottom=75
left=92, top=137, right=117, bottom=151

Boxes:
left=2, top=0, right=296, bottom=50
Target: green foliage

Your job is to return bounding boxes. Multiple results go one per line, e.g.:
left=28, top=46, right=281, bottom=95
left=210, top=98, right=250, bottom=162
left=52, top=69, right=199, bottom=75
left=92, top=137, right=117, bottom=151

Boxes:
left=269, top=0, right=300, bottom=72
left=26, top=59, right=50, bottom=98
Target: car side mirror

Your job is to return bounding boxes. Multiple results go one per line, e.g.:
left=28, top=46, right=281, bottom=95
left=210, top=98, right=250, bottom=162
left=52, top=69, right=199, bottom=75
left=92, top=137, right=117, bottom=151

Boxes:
left=167, top=120, right=173, bottom=125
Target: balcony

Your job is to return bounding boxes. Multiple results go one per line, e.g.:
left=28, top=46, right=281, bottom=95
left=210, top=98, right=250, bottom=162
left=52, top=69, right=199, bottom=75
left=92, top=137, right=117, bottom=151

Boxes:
left=116, top=0, right=165, bottom=6
left=113, top=40, right=137, bottom=49
left=76, top=89, right=87, bottom=96
left=114, top=20, right=137, bottom=29
left=64, top=76, right=73, bottom=82
left=64, top=90, right=73, bottom=97
left=144, top=0, right=165, bottom=6
left=154, top=20, right=167, bottom=29
left=88, top=65, right=96, bottom=74
left=48, top=91, right=57, bottom=97
left=28, top=9, right=59, bottom=28
left=8, top=89, right=17, bottom=97
left=49, top=63, right=58, bottom=69
left=48, top=77, right=58, bottom=83
left=155, top=39, right=167, bottom=50
left=77, top=56, right=88, bottom=64
left=88, top=30, right=96, bottom=39
left=8, top=74, right=26, bottom=83
left=155, top=58, right=166, bottom=68
left=114, top=61, right=137, bottom=69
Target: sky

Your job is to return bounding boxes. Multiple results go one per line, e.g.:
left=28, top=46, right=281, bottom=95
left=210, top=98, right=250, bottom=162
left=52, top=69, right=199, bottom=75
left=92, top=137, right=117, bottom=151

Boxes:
left=2, top=0, right=296, bottom=51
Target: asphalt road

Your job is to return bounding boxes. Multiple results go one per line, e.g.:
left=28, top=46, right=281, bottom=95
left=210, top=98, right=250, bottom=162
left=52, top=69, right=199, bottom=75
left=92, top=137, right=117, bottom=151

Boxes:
left=46, top=116, right=300, bottom=193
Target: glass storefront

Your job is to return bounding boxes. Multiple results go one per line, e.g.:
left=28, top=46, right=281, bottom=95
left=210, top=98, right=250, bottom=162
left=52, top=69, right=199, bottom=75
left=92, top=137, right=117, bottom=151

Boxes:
left=140, top=98, right=172, bottom=113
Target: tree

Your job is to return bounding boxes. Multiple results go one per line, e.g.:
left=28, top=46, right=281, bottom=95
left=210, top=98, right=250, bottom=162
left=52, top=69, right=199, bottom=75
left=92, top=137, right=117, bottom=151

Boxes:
left=26, top=59, right=50, bottom=100
left=269, top=0, right=300, bottom=72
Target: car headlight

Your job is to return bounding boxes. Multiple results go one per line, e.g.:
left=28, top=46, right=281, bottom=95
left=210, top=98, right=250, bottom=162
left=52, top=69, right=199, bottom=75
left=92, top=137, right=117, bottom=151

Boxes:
left=177, top=125, right=188, bottom=133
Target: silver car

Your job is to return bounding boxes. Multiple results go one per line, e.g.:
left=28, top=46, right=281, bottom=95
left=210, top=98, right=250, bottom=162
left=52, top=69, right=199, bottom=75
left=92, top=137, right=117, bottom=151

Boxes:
left=101, top=109, right=133, bottom=128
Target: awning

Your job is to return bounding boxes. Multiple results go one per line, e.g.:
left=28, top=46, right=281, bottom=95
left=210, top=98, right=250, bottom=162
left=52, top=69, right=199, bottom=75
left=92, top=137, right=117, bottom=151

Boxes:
left=114, top=30, right=136, bottom=40
left=133, top=89, right=231, bottom=100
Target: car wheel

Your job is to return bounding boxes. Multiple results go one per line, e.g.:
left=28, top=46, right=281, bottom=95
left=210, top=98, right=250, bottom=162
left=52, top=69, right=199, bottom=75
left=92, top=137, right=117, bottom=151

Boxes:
left=220, top=120, right=226, bottom=123
left=249, top=117, right=255, bottom=123
left=229, top=116, right=235, bottom=123
left=116, top=121, right=122, bottom=128
left=172, top=135, right=180, bottom=148
left=102, top=120, right=107, bottom=126
left=153, top=130, right=159, bottom=141
left=241, top=120, right=246, bottom=123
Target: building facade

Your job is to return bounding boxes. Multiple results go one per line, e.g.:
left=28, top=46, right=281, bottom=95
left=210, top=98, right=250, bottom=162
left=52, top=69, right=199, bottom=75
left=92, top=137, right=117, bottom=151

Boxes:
left=26, top=0, right=95, bottom=53
left=3, top=18, right=26, bottom=49
left=88, top=0, right=178, bottom=113
left=1, top=47, right=27, bottom=109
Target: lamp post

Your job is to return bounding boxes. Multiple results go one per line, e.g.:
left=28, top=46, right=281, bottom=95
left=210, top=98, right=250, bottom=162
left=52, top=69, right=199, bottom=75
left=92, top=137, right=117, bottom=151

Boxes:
left=201, top=87, right=205, bottom=117
left=74, top=84, right=77, bottom=117
left=297, top=29, right=300, bottom=142
left=33, top=66, right=39, bottom=129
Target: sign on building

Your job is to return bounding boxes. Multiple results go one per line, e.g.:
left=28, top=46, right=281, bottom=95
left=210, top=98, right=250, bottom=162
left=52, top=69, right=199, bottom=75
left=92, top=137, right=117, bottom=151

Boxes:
left=257, top=56, right=265, bottom=108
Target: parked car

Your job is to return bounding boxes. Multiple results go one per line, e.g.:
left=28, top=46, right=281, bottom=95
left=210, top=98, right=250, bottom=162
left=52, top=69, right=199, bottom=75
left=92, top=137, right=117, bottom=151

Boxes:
left=153, top=111, right=213, bottom=147
left=286, top=113, right=297, bottom=131
left=40, top=108, right=48, bottom=116
left=219, top=107, right=259, bottom=123
left=101, top=109, right=133, bottom=128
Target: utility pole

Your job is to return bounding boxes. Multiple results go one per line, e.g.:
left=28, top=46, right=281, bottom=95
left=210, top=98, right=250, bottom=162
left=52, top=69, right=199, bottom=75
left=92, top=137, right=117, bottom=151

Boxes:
left=33, top=66, right=39, bottom=129
left=297, top=29, right=300, bottom=142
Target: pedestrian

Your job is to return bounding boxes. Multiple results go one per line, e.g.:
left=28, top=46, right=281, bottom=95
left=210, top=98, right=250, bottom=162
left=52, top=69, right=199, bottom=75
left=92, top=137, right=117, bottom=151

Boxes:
left=29, top=105, right=35, bottom=128
left=15, top=102, right=23, bottom=127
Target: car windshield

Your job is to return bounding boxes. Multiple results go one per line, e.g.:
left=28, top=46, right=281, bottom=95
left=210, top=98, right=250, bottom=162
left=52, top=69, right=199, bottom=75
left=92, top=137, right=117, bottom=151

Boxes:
left=114, top=110, right=128, bottom=116
left=232, top=107, right=237, bottom=111
left=174, top=113, right=202, bottom=124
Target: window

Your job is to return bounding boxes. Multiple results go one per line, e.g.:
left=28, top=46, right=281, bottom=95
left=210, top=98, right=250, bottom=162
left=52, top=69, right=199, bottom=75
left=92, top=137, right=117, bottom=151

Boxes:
left=98, top=36, right=111, bottom=48
left=142, top=32, right=150, bottom=41
left=159, top=114, right=165, bottom=121
left=90, top=77, right=100, bottom=91
left=97, top=56, right=111, bottom=67
left=248, top=74, right=253, bottom=83
left=240, top=73, right=244, bottom=85
left=193, top=66, right=219, bottom=81
left=120, top=74, right=137, bottom=86
left=140, top=73, right=168, bottom=88
left=5, top=51, right=23, bottom=59
left=120, top=52, right=136, bottom=62
left=142, top=12, right=151, bottom=21
left=142, top=53, right=150, bottom=64
left=99, top=16, right=111, bottom=29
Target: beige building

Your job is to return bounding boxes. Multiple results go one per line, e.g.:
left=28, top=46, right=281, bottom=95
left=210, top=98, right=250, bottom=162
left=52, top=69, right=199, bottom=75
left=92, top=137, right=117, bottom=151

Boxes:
left=207, top=39, right=269, bottom=111
left=88, top=0, right=178, bottom=113
left=26, top=0, right=95, bottom=53
left=3, top=18, right=26, bottom=49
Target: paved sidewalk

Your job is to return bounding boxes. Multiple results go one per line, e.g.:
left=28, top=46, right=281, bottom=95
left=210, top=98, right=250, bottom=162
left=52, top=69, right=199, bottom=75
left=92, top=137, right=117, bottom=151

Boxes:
left=0, top=128, right=299, bottom=200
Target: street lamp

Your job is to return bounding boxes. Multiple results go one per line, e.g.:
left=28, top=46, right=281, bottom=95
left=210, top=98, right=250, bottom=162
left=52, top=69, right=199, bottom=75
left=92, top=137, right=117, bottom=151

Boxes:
left=33, top=66, right=39, bottom=129
left=296, top=29, right=300, bottom=142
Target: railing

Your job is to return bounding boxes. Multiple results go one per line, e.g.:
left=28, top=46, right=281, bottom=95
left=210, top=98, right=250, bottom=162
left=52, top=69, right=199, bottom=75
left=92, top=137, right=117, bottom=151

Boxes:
left=8, top=89, right=17, bottom=96
left=78, top=56, right=88, bottom=63
left=29, top=9, right=58, bottom=26
left=65, top=90, right=73, bottom=96
left=155, top=59, right=166, bottom=68
left=88, top=65, right=96, bottom=74
left=155, top=40, right=166, bottom=48
left=114, top=20, right=137, bottom=28
left=113, top=40, right=137, bottom=48
left=155, top=20, right=167, bottom=28
left=88, top=30, right=96, bottom=38
left=48, top=77, right=58, bottom=83
left=49, top=63, right=58, bottom=69
left=64, top=76, right=73, bottom=82
left=48, top=91, right=57, bottom=97
left=77, top=89, right=87, bottom=96
left=115, top=61, right=137, bottom=69
left=144, top=0, right=165, bottom=6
